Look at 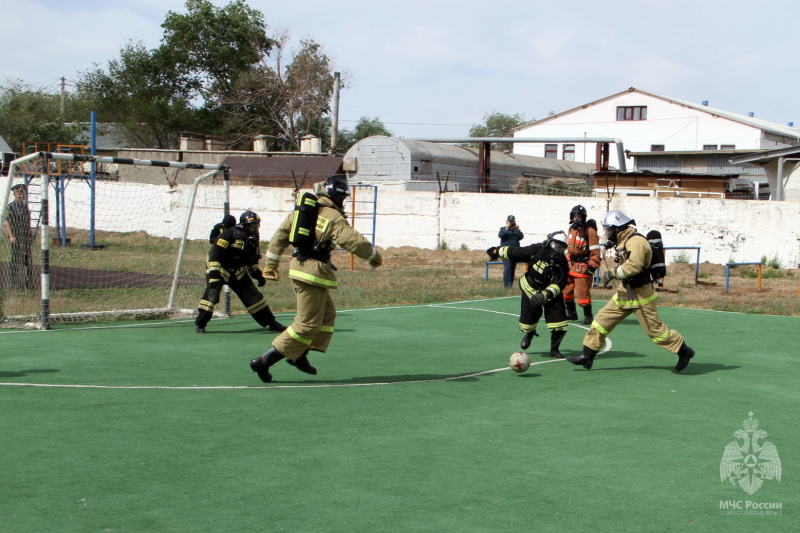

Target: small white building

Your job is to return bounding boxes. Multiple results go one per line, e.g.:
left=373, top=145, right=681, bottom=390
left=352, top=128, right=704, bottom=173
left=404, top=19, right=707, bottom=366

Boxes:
left=1, top=133, right=14, bottom=176
left=343, top=136, right=594, bottom=192
left=513, top=87, right=800, bottom=171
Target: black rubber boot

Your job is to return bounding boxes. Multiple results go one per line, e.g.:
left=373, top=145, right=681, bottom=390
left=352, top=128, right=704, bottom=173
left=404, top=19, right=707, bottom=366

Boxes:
left=287, top=350, right=318, bottom=375
left=581, top=304, right=594, bottom=325
left=268, top=319, right=287, bottom=332
left=249, top=347, right=285, bottom=383
left=674, top=343, right=695, bottom=372
left=195, top=312, right=210, bottom=333
left=549, top=330, right=567, bottom=358
left=520, top=330, right=539, bottom=350
left=565, top=301, right=578, bottom=321
left=567, top=345, right=599, bottom=369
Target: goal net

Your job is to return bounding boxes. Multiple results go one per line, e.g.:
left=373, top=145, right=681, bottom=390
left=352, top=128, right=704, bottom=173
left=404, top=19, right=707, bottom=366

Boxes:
left=0, top=152, right=230, bottom=329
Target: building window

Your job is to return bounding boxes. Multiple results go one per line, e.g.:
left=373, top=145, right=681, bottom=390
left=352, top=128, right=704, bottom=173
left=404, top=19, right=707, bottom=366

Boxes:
left=544, top=144, right=557, bottom=158
left=616, top=106, right=647, bottom=121
left=563, top=144, right=575, bottom=161
left=721, top=144, right=736, bottom=150
left=651, top=145, right=665, bottom=152
left=703, top=145, right=718, bottom=150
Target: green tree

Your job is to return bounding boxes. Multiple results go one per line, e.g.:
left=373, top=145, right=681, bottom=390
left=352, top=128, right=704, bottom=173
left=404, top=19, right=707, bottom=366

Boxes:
left=336, top=116, right=393, bottom=153
left=0, top=78, right=86, bottom=153
left=75, top=0, right=275, bottom=149
left=76, top=41, right=203, bottom=148
left=467, top=111, right=529, bottom=152
left=221, top=35, right=336, bottom=151
left=160, top=0, right=275, bottom=98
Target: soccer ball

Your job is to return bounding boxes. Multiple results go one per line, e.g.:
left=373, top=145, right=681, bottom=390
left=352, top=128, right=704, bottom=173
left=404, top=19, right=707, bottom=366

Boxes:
left=509, top=351, right=531, bottom=373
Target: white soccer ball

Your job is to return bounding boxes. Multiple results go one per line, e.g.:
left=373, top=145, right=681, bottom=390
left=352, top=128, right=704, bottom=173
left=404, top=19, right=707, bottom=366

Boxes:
left=509, top=351, right=531, bottom=373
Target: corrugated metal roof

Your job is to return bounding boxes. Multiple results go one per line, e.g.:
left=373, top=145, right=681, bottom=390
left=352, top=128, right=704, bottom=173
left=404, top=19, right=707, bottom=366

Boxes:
left=221, top=155, right=343, bottom=186
left=386, top=137, right=594, bottom=177
left=633, top=151, right=766, bottom=177
left=730, top=144, right=800, bottom=164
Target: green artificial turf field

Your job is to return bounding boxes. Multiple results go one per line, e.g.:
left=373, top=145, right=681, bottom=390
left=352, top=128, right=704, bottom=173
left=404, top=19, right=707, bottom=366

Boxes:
left=1, top=297, right=796, bottom=532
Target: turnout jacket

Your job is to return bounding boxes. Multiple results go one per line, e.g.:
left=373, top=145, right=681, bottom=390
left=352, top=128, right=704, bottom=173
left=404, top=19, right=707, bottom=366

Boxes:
left=265, top=195, right=378, bottom=289
left=207, top=225, right=261, bottom=280
left=608, top=226, right=657, bottom=309
left=566, top=224, right=601, bottom=277
left=499, top=242, right=569, bottom=298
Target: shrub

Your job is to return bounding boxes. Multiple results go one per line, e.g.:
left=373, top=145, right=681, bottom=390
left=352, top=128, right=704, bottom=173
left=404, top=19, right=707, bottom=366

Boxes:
left=672, top=252, right=690, bottom=264
left=761, top=254, right=783, bottom=269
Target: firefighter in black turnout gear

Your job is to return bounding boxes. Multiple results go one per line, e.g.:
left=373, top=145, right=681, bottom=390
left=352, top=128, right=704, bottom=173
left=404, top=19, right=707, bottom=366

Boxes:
left=195, top=211, right=286, bottom=334
left=487, top=231, right=570, bottom=358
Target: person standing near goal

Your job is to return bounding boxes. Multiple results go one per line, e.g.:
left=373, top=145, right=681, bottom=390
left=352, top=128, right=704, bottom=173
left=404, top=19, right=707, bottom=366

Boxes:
left=3, top=184, right=34, bottom=291
left=195, top=211, right=286, bottom=334
left=249, top=176, right=383, bottom=383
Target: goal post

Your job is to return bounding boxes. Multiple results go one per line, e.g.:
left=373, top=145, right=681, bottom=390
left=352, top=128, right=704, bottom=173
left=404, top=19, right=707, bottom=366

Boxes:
left=0, top=151, right=230, bottom=329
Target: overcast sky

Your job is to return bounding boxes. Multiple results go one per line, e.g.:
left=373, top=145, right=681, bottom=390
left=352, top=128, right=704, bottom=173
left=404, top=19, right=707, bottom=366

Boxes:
left=2, top=0, right=798, bottom=139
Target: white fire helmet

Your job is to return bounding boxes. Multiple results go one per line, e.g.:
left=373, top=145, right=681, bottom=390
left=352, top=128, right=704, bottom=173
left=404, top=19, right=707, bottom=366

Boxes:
left=548, top=230, right=568, bottom=253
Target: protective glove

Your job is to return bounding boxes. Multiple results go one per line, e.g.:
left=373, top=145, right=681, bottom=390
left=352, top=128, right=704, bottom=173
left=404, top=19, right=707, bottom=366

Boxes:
left=586, top=266, right=596, bottom=277
left=253, top=270, right=267, bottom=287
left=369, top=252, right=383, bottom=268
left=208, top=223, right=224, bottom=243
left=486, top=247, right=499, bottom=261
left=531, top=290, right=548, bottom=307
left=263, top=267, right=279, bottom=282
left=601, top=270, right=617, bottom=288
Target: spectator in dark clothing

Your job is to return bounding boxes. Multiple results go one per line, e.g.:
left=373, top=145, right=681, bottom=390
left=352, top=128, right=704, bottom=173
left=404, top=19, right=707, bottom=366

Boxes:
left=498, top=215, right=524, bottom=288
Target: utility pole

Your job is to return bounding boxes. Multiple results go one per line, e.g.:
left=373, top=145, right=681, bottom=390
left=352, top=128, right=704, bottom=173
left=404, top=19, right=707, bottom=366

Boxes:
left=330, top=71, right=340, bottom=153
left=60, top=77, right=66, bottom=116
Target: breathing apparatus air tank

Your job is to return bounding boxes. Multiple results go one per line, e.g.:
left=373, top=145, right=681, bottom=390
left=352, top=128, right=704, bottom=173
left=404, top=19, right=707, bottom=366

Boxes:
left=289, top=192, right=319, bottom=260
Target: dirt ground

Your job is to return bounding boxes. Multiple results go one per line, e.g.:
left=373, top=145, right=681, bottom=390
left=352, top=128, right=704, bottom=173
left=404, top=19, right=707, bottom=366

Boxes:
left=379, top=246, right=800, bottom=316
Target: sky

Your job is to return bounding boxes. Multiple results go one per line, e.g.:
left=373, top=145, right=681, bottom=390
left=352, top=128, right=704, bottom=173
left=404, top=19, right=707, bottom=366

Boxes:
left=2, top=0, right=798, bottom=139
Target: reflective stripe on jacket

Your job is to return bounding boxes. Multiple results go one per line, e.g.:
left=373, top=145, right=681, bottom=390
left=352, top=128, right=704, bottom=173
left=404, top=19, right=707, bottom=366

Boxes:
left=610, top=226, right=656, bottom=309
left=265, top=195, right=376, bottom=289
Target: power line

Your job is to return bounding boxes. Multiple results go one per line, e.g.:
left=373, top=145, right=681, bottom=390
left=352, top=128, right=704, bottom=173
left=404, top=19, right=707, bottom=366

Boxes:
left=339, top=118, right=472, bottom=127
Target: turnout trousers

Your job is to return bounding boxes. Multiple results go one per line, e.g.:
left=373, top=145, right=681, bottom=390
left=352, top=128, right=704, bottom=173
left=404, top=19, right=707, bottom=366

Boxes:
left=519, top=293, right=568, bottom=335
left=196, top=268, right=276, bottom=329
left=563, top=273, right=593, bottom=307
left=583, top=298, right=684, bottom=354
left=272, top=279, right=336, bottom=361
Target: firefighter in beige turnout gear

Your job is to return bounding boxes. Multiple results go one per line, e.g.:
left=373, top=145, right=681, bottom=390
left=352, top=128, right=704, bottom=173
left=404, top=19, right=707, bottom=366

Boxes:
left=250, top=176, right=382, bottom=382
left=566, top=210, right=695, bottom=372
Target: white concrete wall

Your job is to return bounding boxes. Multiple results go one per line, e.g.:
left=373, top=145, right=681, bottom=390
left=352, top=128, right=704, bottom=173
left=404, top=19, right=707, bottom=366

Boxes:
left=55, top=183, right=800, bottom=268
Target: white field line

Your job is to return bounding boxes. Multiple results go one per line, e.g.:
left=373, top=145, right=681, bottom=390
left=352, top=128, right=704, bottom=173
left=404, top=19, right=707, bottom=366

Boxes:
left=0, top=359, right=567, bottom=390
left=0, top=298, right=609, bottom=390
